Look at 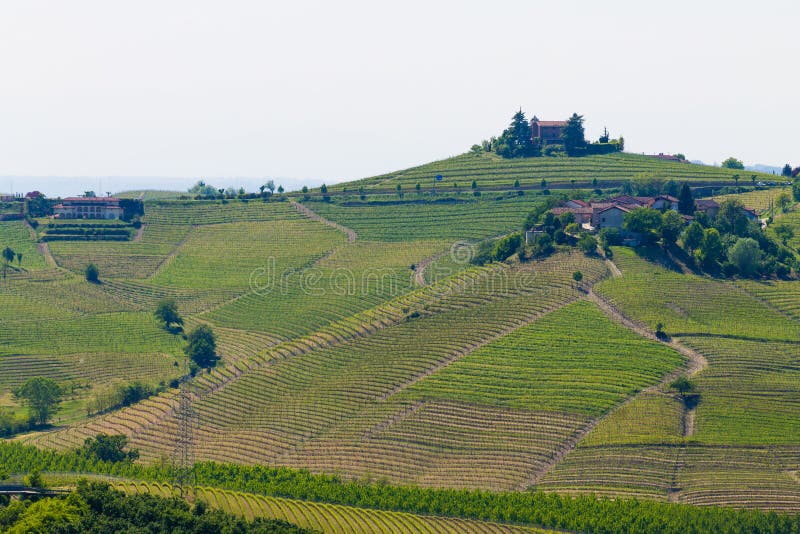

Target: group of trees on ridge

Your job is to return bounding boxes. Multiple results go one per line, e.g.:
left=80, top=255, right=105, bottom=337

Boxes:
left=470, top=179, right=798, bottom=280
left=188, top=180, right=285, bottom=200
left=472, top=110, right=624, bottom=159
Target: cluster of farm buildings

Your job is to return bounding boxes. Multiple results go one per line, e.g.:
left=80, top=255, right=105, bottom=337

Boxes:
left=532, top=194, right=758, bottom=238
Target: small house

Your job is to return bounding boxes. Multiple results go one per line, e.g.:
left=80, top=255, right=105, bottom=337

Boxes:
left=694, top=199, right=719, bottom=219
left=648, top=195, right=679, bottom=211
left=593, top=205, right=632, bottom=229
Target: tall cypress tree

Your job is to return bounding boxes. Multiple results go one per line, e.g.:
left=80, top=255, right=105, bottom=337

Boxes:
left=562, top=113, right=586, bottom=156
left=678, top=183, right=695, bottom=215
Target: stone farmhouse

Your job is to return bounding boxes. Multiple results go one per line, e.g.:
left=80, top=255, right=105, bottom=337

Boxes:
left=550, top=195, right=682, bottom=232
left=54, top=197, right=124, bottom=219
left=530, top=116, right=567, bottom=144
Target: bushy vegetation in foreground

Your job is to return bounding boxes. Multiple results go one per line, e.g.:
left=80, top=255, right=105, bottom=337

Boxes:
left=0, top=480, right=310, bottom=533
left=0, top=442, right=797, bottom=534
left=119, top=481, right=537, bottom=534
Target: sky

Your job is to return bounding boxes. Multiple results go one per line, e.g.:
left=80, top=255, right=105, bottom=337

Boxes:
left=1, top=0, right=798, bottom=196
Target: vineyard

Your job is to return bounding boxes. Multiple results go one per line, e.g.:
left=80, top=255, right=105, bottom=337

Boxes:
left=714, top=186, right=791, bottom=214
left=116, top=481, right=547, bottom=534
left=0, top=220, right=47, bottom=271
left=537, top=247, right=800, bottom=508
left=305, top=195, right=546, bottom=242
left=2, top=168, right=800, bottom=531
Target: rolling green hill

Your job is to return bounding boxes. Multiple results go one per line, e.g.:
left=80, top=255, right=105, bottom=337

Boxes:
left=2, top=154, right=800, bottom=532
left=331, top=152, right=775, bottom=193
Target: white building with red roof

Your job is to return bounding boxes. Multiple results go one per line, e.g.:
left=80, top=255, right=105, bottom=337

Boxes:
left=54, top=197, right=124, bottom=219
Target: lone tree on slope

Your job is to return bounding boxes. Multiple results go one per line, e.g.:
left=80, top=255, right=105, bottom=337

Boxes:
left=15, top=377, right=62, bottom=425
left=185, top=324, right=218, bottom=369
left=85, top=263, right=100, bottom=283
left=155, top=299, right=183, bottom=332
left=2, top=246, right=14, bottom=279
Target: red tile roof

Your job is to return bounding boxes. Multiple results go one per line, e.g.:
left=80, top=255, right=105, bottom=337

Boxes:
left=63, top=197, right=120, bottom=202
left=597, top=204, right=633, bottom=214
left=568, top=199, right=590, bottom=207
left=536, top=121, right=567, bottom=127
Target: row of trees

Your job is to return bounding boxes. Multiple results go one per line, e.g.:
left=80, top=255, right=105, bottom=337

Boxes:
left=188, top=180, right=285, bottom=199
left=474, top=110, right=623, bottom=159
left=1, top=440, right=798, bottom=534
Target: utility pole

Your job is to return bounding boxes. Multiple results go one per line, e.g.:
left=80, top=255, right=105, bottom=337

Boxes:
left=172, top=378, right=199, bottom=499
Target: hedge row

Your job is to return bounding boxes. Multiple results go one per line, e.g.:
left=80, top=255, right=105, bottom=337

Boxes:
left=39, top=234, right=131, bottom=242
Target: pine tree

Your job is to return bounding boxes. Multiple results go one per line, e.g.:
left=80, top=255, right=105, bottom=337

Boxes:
left=496, top=110, right=536, bottom=158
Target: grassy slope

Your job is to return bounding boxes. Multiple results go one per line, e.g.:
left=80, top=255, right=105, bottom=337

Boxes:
left=332, top=152, right=773, bottom=192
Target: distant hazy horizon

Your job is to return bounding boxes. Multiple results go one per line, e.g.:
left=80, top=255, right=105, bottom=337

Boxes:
left=0, top=175, right=329, bottom=198
left=2, top=0, right=798, bottom=194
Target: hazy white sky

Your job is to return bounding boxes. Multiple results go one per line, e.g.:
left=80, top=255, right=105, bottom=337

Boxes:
left=1, top=0, right=798, bottom=194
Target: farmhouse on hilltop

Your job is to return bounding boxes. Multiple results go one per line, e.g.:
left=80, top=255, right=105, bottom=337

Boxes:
left=530, top=116, right=567, bottom=143
left=54, top=197, right=124, bottom=219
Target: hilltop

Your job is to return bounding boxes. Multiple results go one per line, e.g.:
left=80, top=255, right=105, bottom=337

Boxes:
left=331, top=151, right=775, bottom=194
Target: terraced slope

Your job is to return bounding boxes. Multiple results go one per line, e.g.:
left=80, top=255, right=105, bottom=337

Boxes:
left=304, top=195, right=544, bottom=242
left=205, top=239, right=450, bottom=339
left=334, top=152, right=770, bottom=192
left=33, top=252, right=622, bottom=491
left=714, top=186, right=791, bottom=213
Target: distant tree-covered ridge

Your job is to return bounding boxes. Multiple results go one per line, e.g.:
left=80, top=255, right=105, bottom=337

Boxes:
left=474, top=109, right=623, bottom=159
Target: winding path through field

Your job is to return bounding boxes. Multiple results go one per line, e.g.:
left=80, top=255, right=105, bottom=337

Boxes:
left=291, top=201, right=357, bottom=243
left=413, top=251, right=447, bottom=286
left=524, top=259, right=709, bottom=488
left=22, top=218, right=57, bottom=268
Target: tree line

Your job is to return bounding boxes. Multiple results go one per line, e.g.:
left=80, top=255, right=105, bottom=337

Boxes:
left=188, top=180, right=285, bottom=200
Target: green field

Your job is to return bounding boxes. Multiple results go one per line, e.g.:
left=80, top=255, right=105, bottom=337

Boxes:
left=0, top=220, right=47, bottom=271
